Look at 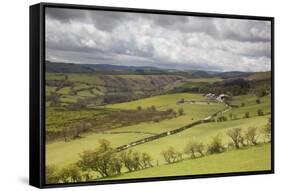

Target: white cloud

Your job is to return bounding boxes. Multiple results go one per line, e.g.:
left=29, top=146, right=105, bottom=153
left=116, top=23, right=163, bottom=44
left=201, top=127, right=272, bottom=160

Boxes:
left=46, top=8, right=271, bottom=72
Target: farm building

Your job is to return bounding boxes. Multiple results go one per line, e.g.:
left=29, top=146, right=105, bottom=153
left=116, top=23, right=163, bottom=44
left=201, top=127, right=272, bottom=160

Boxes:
left=205, top=93, right=216, bottom=100
left=216, top=94, right=230, bottom=102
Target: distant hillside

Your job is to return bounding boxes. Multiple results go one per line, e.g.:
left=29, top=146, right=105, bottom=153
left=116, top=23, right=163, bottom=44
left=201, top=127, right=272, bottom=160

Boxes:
left=46, top=61, right=163, bottom=74
left=245, top=71, right=271, bottom=81
left=217, top=71, right=253, bottom=79
left=45, top=61, right=270, bottom=82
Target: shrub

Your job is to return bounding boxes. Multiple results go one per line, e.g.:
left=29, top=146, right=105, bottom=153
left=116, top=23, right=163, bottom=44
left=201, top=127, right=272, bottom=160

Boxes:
left=241, top=103, right=245, bottom=107
left=217, top=116, right=228, bottom=122
left=226, top=128, right=243, bottom=149
left=257, top=109, right=264, bottom=116
left=137, top=106, right=142, bottom=111
left=227, top=142, right=235, bottom=150
left=59, top=164, right=82, bottom=183
left=77, top=139, right=121, bottom=177
left=161, top=147, right=182, bottom=164
left=178, top=108, right=184, bottom=116
left=46, top=165, right=60, bottom=184
left=63, top=121, right=92, bottom=141
left=141, top=152, right=153, bottom=168
left=149, top=105, right=156, bottom=111
left=184, top=141, right=205, bottom=158
left=256, top=99, right=261, bottom=104
left=154, top=119, right=160, bottom=123
left=260, top=117, right=271, bottom=142
left=120, top=150, right=142, bottom=172
left=207, top=135, right=225, bottom=154
left=244, top=112, right=250, bottom=118
left=244, top=127, right=259, bottom=145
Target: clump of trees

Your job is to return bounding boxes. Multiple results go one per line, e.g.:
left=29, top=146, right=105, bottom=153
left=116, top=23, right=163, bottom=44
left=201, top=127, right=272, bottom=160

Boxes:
left=184, top=141, right=204, bottom=158
left=226, top=128, right=244, bottom=149
left=217, top=116, right=228, bottom=122
left=257, top=109, right=264, bottom=116
left=59, top=164, right=82, bottom=183
left=62, top=121, right=92, bottom=141
left=166, top=108, right=177, bottom=118
left=228, top=113, right=238, bottom=120
left=77, top=139, right=122, bottom=178
left=147, top=105, right=156, bottom=111
left=77, top=139, right=154, bottom=180
left=244, top=112, right=250, bottom=118
left=244, top=127, right=259, bottom=145
left=46, top=163, right=83, bottom=184
left=46, top=165, right=60, bottom=184
left=207, top=135, right=225, bottom=154
left=120, top=150, right=153, bottom=172
left=226, top=122, right=271, bottom=149
left=261, top=117, right=271, bottom=142
left=178, top=108, right=184, bottom=116
left=103, top=92, right=134, bottom=105
left=161, top=147, right=182, bottom=164
left=255, top=86, right=268, bottom=97
left=67, top=98, right=88, bottom=110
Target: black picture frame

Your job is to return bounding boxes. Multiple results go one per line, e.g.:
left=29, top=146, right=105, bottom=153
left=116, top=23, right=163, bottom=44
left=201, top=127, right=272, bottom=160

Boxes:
left=30, top=2, right=275, bottom=188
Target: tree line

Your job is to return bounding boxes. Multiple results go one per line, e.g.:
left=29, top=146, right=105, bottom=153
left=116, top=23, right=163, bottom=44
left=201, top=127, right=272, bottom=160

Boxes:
left=46, top=139, right=154, bottom=184
left=161, top=117, right=271, bottom=164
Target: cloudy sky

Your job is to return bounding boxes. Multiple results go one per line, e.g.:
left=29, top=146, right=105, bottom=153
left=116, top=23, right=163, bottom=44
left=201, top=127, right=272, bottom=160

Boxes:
left=45, top=8, right=271, bottom=72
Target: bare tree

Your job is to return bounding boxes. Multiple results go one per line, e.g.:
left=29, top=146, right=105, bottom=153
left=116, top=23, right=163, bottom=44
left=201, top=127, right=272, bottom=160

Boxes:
left=120, top=150, right=144, bottom=172
left=161, top=147, right=181, bottom=164
left=226, top=128, right=243, bottom=149
left=207, top=135, right=225, bottom=154
left=141, top=152, right=153, bottom=168
left=184, top=141, right=205, bottom=158
left=261, top=117, right=271, bottom=142
left=244, top=127, right=259, bottom=145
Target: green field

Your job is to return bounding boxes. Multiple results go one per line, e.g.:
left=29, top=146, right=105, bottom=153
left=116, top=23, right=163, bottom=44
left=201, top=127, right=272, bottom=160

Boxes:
left=45, top=72, right=272, bottom=183
left=46, top=91, right=270, bottom=168
left=106, top=143, right=271, bottom=180
left=119, top=115, right=269, bottom=165
left=46, top=92, right=225, bottom=167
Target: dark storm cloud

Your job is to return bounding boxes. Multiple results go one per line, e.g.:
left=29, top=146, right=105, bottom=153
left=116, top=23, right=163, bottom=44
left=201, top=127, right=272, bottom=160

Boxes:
left=46, top=7, right=271, bottom=72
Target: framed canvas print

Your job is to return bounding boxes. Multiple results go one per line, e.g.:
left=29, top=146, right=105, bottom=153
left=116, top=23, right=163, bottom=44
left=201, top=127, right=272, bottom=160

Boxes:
left=29, top=2, right=274, bottom=188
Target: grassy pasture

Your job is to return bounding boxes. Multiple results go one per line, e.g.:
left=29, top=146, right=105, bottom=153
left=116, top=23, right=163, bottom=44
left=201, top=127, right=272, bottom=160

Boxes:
left=45, top=72, right=271, bottom=182
left=106, top=143, right=271, bottom=180
left=107, top=93, right=206, bottom=110
left=188, top=77, right=223, bottom=83
left=124, top=115, right=269, bottom=165
left=226, top=95, right=271, bottom=119
left=46, top=93, right=225, bottom=168
left=46, top=132, right=151, bottom=167
left=46, top=92, right=270, bottom=170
